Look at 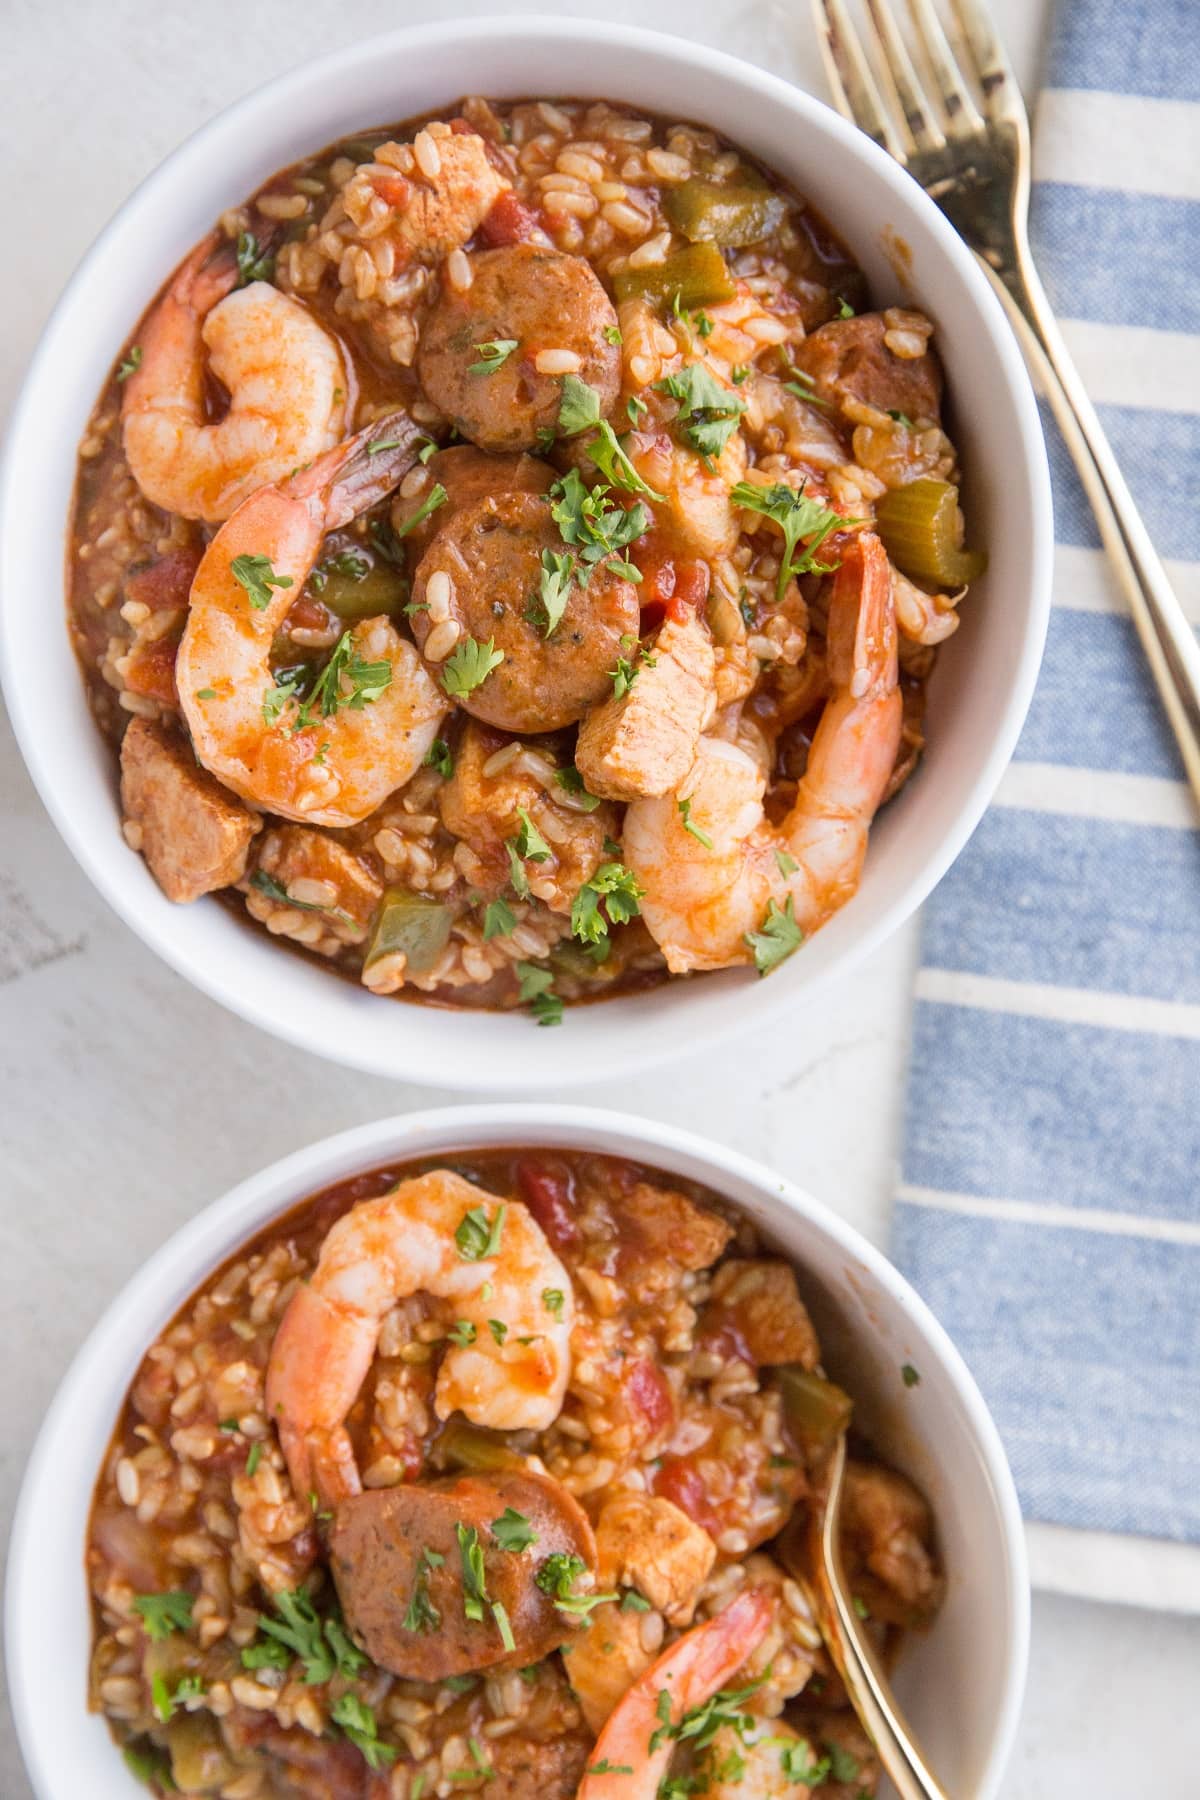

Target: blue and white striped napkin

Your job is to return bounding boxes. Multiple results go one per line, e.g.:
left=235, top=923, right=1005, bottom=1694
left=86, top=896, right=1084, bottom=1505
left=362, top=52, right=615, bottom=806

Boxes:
left=892, top=0, right=1200, bottom=1612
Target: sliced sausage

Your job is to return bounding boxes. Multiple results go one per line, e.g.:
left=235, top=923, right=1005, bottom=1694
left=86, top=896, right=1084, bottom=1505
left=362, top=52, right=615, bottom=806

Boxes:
left=575, top=608, right=715, bottom=800
left=329, top=1470, right=597, bottom=1680
left=391, top=444, right=555, bottom=555
left=417, top=244, right=621, bottom=452
left=119, top=716, right=260, bottom=903
left=411, top=491, right=640, bottom=733
left=792, top=313, right=943, bottom=424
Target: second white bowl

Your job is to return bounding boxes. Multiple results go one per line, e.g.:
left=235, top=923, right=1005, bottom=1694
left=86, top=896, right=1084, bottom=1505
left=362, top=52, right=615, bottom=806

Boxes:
left=6, top=1105, right=1029, bottom=1800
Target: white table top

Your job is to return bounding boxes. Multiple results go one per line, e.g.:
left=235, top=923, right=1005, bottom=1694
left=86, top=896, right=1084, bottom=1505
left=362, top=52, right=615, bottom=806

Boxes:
left=2, top=0, right=1198, bottom=1792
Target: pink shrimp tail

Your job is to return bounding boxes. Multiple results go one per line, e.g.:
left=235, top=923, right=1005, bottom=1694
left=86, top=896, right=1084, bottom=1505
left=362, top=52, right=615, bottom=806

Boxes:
left=826, top=529, right=897, bottom=700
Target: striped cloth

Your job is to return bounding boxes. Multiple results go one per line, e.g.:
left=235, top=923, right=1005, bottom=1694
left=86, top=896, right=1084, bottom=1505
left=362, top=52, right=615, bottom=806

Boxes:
left=892, top=0, right=1200, bottom=1612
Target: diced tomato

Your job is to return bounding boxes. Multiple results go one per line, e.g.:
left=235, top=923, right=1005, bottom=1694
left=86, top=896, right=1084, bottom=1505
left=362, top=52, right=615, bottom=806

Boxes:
left=515, top=1158, right=580, bottom=1249
left=625, top=1358, right=674, bottom=1438
left=448, top=117, right=475, bottom=136
left=480, top=190, right=544, bottom=247
left=695, top=1311, right=755, bottom=1369
left=284, top=593, right=331, bottom=634
left=652, top=1457, right=718, bottom=1534
left=122, top=634, right=180, bottom=706
left=369, top=171, right=411, bottom=210
left=669, top=559, right=710, bottom=621
left=123, top=546, right=202, bottom=612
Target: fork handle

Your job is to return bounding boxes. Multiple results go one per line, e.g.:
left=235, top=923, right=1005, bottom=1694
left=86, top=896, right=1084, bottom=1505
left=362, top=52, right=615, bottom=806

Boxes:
left=982, top=251, right=1200, bottom=808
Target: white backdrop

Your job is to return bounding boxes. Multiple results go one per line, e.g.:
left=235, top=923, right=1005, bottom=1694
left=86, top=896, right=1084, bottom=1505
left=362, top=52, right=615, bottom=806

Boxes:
left=1, top=0, right=1197, bottom=1792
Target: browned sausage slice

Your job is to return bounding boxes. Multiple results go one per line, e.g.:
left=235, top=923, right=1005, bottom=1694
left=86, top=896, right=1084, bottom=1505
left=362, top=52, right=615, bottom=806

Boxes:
left=411, top=491, right=640, bottom=733
left=329, top=1470, right=598, bottom=1680
left=418, top=244, right=621, bottom=452
left=390, top=444, right=556, bottom=555
left=792, top=313, right=942, bottom=424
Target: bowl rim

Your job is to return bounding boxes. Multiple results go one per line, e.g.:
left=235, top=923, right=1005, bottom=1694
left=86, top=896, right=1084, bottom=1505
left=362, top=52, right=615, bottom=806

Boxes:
left=0, top=17, right=1053, bottom=1088
left=6, top=1102, right=1031, bottom=1799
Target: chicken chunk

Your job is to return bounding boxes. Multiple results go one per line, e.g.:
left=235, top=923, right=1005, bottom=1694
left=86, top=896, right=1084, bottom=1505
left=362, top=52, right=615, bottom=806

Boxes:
left=563, top=1601, right=656, bottom=1734
left=595, top=1493, right=716, bottom=1625
left=575, top=609, right=716, bottom=801
left=614, top=1180, right=735, bottom=1276
left=350, top=130, right=508, bottom=269
left=252, top=826, right=383, bottom=939
left=120, top=716, right=259, bottom=903
left=839, top=1460, right=944, bottom=1627
left=626, top=427, right=747, bottom=560
left=705, top=1260, right=820, bottom=1369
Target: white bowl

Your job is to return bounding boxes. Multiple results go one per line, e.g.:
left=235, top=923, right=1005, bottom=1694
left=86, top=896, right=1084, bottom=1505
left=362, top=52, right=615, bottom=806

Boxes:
left=0, top=21, right=1052, bottom=1088
left=7, top=1105, right=1028, bottom=1800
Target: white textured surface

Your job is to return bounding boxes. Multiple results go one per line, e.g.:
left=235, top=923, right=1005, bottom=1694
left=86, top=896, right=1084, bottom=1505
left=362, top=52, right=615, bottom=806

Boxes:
left=1, top=1, right=1197, bottom=1794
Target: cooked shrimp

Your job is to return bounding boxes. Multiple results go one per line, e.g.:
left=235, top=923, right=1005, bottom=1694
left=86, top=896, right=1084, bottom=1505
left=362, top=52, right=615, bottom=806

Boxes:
left=265, top=1171, right=574, bottom=1507
left=177, top=412, right=447, bottom=828
left=624, top=532, right=900, bottom=971
left=576, top=1589, right=773, bottom=1800
left=695, top=1719, right=824, bottom=1798
left=122, top=236, right=346, bottom=521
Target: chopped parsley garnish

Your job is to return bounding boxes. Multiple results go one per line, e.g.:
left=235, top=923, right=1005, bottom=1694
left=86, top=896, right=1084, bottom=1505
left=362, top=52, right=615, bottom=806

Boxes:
left=609, top=655, right=639, bottom=699
left=425, top=736, right=454, bottom=777
left=235, top=230, right=275, bottom=286
left=731, top=364, right=749, bottom=385
left=448, top=1319, right=477, bottom=1347
left=366, top=436, right=402, bottom=455
left=456, top=1523, right=490, bottom=1622
left=744, top=894, right=805, bottom=975
left=194, top=686, right=217, bottom=700
left=394, top=482, right=449, bottom=538
left=231, top=552, right=294, bottom=612
left=852, top=1594, right=871, bottom=1620
left=902, top=1362, right=921, bottom=1387
left=491, top=1507, right=538, bottom=1553
left=553, top=765, right=601, bottom=811
left=888, top=408, right=914, bottom=428
left=491, top=1599, right=516, bottom=1653
left=775, top=848, right=798, bottom=877
left=627, top=393, right=648, bottom=425
left=677, top=797, right=713, bottom=849
left=836, top=295, right=856, bottom=318
left=287, top=630, right=390, bottom=729
left=243, top=1588, right=366, bottom=1684
left=542, top=1287, right=565, bottom=1318
left=781, top=364, right=832, bottom=410
left=150, top=1672, right=203, bottom=1724
left=534, top=1552, right=616, bottom=1618
left=532, top=547, right=576, bottom=636
left=456, top=1203, right=507, bottom=1261
left=488, top=1318, right=508, bottom=1345
left=515, top=961, right=563, bottom=1027
left=417, top=437, right=438, bottom=463
left=249, top=869, right=352, bottom=926
left=555, top=377, right=664, bottom=499
left=779, top=1739, right=832, bottom=1784
left=483, top=897, right=517, bottom=940
left=620, top=1589, right=651, bottom=1612
left=827, top=1742, right=862, bottom=1782
left=730, top=480, right=848, bottom=601
left=514, top=807, right=551, bottom=862
left=654, top=1675, right=765, bottom=1755
left=403, top=1546, right=445, bottom=1633
left=330, top=1693, right=397, bottom=1771
left=441, top=635, right=504, bottom=697
left=549, top=468, right=648, bottom=578
left=116, top=345, right=142, bottom=382
left=246, top=1441, right=263, bottom=1477
left=603, top=323, right=623, bottom=346
left=589, top=1762, right=634, bottom=1776
left=132, top=1591, right=194, bottom=1641
left=261, top=673, right=302, bottom=728
left=655, top=363, right=746, bottom=461
left=571, top=861, right=644, bottom=945
left=468, top=338, right=519, bottom=375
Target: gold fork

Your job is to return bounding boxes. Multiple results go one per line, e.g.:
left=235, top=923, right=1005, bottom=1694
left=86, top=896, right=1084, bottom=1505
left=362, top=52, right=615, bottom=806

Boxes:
left=782, top=1435, right=951, bottom=1800
left=813, top=0, right=1200, bottom=808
